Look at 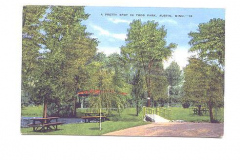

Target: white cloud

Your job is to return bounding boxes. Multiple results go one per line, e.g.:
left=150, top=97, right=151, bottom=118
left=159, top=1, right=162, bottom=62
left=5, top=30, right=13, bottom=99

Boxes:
left=91, top=24, right=126, bottom=41
left=157, top=19, right=178, bottom=25
left=108, top=18, right=131, bottom=24
left=91, top=25, right=110, bottom=36
left=163, top=47, right=197, bottom=70
left=112, top=34, right=127, bottom=40
left=97, top=47, right=120, bottom=56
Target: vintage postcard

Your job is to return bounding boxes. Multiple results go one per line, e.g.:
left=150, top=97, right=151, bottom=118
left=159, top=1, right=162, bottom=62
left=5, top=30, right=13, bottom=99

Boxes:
left=21, top=6, right=224, bottom=137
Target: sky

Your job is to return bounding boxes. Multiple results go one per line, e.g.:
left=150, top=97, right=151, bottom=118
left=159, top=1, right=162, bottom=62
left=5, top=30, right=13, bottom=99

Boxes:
left=82, top=7, right=225, bottom=69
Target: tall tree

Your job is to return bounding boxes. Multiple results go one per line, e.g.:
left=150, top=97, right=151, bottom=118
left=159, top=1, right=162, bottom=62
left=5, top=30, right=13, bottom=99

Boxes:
left=87, top=61, right=128, bottom=118
left=165, top=61, right=182, bottom=86
left=121, top=20, right=177, bottom=107
left=183, top=58, right=224, bottom=122
left=186, top=18, right=225, bottom=122
left=165, top=61, right=183, bottom=106
left=149, top=61, right=168, bottom=107
left=132, top=69, right=144, bottom=116
left=22, top=6, right=98, bottom=117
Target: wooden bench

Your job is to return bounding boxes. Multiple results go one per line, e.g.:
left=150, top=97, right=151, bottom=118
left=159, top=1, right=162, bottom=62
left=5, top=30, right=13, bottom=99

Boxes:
left=81, top=116, right=106, bottom=123
left=43, top=122, right=64, bottom=130
left=192, top=107, right=209, bottom=115
left=28, top=122, right=64, bottom=131
left=28, top=117, right=64, bottom=132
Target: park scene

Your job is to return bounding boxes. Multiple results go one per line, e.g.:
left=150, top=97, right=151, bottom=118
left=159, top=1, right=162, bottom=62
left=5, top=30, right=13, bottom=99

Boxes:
left=21, top=6, right=224, bottom=137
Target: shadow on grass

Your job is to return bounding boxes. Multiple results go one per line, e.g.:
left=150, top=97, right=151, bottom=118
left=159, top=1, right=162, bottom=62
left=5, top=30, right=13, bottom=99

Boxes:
left=27, top=129, right=64, bottom=133
left=89, top=127, right=102, bottom=130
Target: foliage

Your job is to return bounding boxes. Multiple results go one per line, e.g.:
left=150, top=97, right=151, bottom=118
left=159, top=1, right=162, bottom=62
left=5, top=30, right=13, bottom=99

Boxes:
left=22, top=6, right=98, bottom=117
left=150, top=74, right=168, bottom=103
left=131, top=69, right=145, bottom=115
left=188, top=18, right=225, bottom=68
left=22, top=6, right=47, bottom=106
left=86, top=60, right=130, bottom=114
left=186, top=18, right=225, bottom=122
left=165, top=61, right=183, bottom=106
left=182, top=101, right=190, bottom=108
left=183, top=58, right=224, bottom=122
left=165, top=61, right=182, bottom=86
left=121, top=20, right=177, bottom=107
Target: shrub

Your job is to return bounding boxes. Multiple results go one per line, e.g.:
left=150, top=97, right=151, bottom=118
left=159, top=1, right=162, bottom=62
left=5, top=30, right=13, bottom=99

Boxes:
left=182, top=101, right=190, bottom=108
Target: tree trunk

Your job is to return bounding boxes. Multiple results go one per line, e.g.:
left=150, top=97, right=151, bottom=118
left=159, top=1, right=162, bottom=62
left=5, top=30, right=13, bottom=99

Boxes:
left=136, top=100, right=139, bottom=116
left=208, top=102, right=214, bottom=123
left=147, top=61, right=152, bottom=107
left=73, top=97, right=77, bottom=117
left=197, top=105, right=202, bottom=116
left=147, top=90, right=151, bottom=107
left=43, top=100, right=47, bottom=118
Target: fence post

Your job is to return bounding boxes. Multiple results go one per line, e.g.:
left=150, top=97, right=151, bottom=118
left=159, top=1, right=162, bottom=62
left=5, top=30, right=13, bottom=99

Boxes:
left=143, top=107, right=146, bottom=119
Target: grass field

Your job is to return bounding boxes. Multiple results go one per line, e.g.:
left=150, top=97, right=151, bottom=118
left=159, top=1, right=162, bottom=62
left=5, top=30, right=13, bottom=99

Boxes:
left=21, top=107, right=148, bottom=135
left=21, top=105, right=43, bottom=117
left=169, top=107, right=224, bottom=123
left=21, top=121, right=147, bottom=135
left=21, top=106, right=223, bottom=135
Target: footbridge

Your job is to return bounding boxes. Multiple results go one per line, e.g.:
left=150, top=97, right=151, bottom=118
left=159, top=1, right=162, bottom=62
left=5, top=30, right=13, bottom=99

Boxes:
left=143, top=107, right=171, bottom=122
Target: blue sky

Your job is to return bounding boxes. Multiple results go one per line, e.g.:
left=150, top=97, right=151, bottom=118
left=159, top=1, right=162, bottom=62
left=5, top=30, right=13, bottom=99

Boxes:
left=82, top=7, right=225, bottom=69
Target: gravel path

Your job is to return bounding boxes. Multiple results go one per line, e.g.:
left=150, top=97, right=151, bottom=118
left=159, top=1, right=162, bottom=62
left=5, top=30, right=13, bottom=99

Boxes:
left=104, top=122, right=224, bottom=138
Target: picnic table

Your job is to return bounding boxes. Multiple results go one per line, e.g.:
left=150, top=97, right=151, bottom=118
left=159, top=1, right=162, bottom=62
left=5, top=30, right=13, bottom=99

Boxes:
left=192, top=107, right=209, bottom=115
left=81, top=112, right=107, bottom=123
left=28, top=117, right=64, bottom=132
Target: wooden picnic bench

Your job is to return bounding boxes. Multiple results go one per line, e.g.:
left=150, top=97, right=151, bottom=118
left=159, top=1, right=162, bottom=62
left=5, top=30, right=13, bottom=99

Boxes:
left=192, top=107, right=209, bottom=115
left=28, top=117, right=64, bottom=132
left=81, top=116, right=106, bottom=123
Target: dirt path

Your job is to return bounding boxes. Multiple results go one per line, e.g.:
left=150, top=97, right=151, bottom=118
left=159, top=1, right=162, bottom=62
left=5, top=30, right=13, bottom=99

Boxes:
left=104, top=122, right=224, bottom=138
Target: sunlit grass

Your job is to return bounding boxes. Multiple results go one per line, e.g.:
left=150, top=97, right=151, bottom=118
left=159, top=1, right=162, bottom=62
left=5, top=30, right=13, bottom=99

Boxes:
left=167, top=107, right=224, bottom=123
left=21, top=121, right=148, bottom=135
left=21, top=105, right=43, bottom=117
left=21, top=105, right=223, bottom=135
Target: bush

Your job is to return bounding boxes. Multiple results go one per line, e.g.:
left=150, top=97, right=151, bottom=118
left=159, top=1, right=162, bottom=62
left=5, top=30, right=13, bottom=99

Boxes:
left=182, top=102, right=190, bottom=108
left=48, top=103, right=74, bottom=118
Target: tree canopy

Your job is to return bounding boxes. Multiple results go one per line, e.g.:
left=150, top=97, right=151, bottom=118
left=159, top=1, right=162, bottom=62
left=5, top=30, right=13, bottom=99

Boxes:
left=188, top=18, right=225, bottom=69
left=165, top=61, right=183, bottom=106
left=22, top=6, right=98, bottom=117
left=121, top=20, right=177, bottom=107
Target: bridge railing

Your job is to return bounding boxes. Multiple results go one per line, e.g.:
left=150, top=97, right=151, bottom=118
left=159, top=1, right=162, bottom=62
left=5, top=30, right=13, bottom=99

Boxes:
left=143, top=107, right=171, bottom=120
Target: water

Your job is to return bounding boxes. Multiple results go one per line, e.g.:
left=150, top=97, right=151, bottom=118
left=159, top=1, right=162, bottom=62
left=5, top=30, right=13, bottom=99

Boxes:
left=21, top=117, right=84, bottom=128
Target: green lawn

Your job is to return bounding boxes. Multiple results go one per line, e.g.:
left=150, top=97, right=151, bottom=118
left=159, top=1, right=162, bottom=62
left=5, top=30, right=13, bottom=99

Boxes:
left=170, top=107, right=210, bottom=122
left=163, top=107, right=224, bottom=123
left=21, top=105, right=43, bottom=117
left=21, top=106, right=223, bottom=135
left=21, top=121, right=147, bottom=135
left=21, top=107, right=149, bottom=135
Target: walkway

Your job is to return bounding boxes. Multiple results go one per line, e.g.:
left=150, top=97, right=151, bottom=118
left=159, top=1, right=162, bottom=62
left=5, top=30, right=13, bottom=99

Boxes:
left=104, top=122, right=224, bottom=137
left=144, top=114, right=170, bottom=122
